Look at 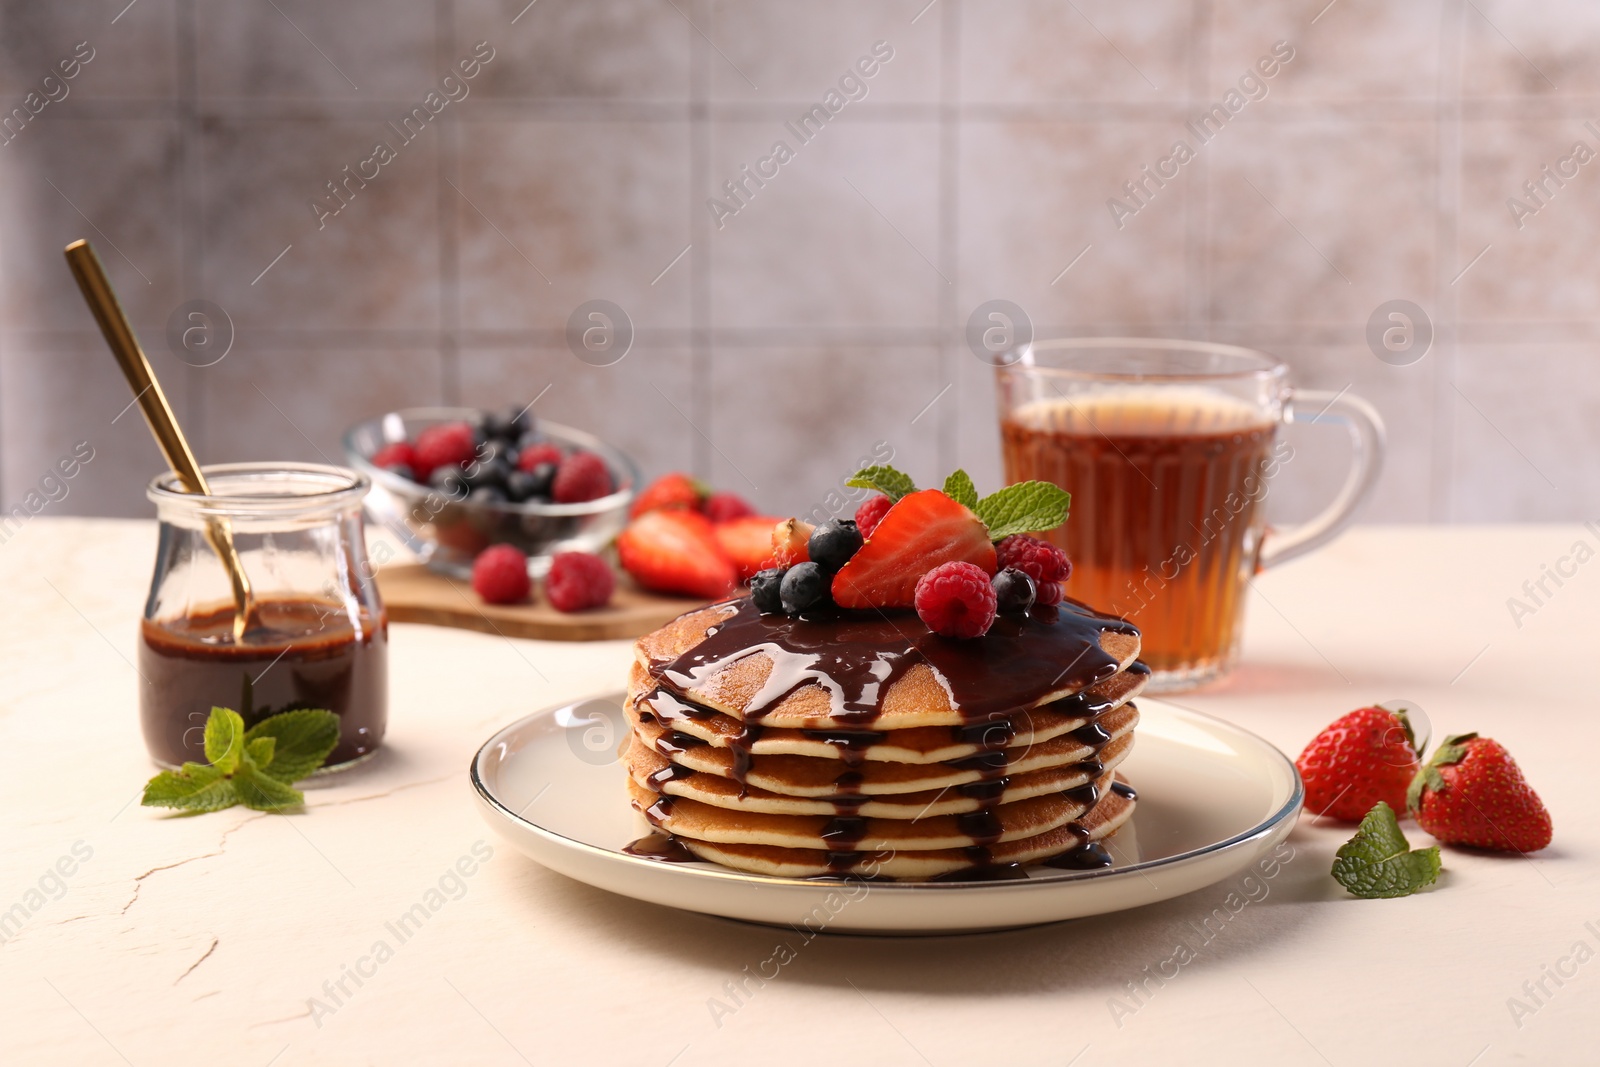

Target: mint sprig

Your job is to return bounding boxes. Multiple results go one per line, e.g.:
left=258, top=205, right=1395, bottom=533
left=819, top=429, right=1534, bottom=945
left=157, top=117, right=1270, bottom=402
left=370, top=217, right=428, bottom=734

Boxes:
left=845, top=465, right=918, bottom=503
left=845, top=464, right=1072, bottom=539
left=142, top=706, right=341, bottom=814
left=972, top=481, right=1071, bottom=540
left=1331, top=801, right=1441, bottom=899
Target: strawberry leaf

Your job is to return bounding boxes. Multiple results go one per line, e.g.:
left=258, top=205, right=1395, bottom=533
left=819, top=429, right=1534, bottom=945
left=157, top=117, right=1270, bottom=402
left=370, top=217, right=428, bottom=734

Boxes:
left=973, top=481, right=1071, bottom=541
left=1331, top=801, right=1441, bottom=899
left=1430, top=732, right=1477, bottom=766
left=942, top=470, right=978, bottom=510
left=1406, top=732, right=1477, bottom=815
left=846, top=466, right=917, bottom=503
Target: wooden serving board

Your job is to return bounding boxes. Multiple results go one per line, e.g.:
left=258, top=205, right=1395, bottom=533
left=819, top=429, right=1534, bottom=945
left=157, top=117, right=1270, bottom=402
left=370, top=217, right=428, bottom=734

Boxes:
left=375, top=563, right=712, bottom=642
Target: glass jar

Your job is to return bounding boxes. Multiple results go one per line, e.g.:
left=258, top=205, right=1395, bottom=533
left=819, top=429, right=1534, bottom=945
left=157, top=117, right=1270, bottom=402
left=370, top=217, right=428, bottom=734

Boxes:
left=138, top=463, right=388, bottom=771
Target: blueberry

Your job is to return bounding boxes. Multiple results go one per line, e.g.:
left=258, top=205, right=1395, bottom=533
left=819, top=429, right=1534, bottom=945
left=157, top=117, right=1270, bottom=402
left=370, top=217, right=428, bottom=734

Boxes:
left=524, top=461, right=557, bottom=499
left=381, top=462, right=416, bottom=483
left=465, top=457, right=512, bottom=490
left=750, top=567, right=786, bottom=614
left=467, top=485, right=506, bottom=507
left=476, top=438, right=515, bottom=466
left=503, top=470, right=540, bottom=503
left=992, top=567, right=1036, bottom=614
left=516, top=429, right=545, bottom=452
left=807, top=519, right=863, bottom=573
left=779, top=562, right=829, bottom=614
left=509, top=405, right=536, bottom=437
left=429, top=466, right=468, bottom=498
left=478, top=408, right=524, bottom=442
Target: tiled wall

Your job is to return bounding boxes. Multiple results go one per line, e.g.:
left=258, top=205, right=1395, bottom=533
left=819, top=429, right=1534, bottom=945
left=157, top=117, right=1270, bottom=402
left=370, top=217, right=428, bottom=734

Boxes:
left=3, top=0, right=1597, bottom=528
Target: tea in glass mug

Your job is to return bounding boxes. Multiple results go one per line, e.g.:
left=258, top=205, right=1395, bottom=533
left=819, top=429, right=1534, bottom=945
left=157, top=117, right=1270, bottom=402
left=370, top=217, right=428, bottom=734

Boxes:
left=997, top=339, right=1383, bottom=691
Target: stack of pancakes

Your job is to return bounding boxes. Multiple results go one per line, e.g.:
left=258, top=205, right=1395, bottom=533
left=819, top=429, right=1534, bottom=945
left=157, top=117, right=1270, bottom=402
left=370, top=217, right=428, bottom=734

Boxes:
left=623, top=598, right=1145, bottom=881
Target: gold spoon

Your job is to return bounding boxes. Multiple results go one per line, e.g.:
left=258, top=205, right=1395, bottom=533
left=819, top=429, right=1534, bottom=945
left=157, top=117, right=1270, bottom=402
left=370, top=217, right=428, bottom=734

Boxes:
left=64, top=239, right=256, bottom=644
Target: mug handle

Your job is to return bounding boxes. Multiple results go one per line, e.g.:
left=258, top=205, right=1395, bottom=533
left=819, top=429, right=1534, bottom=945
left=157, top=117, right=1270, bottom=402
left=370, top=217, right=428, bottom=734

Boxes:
left=1257, top=388, right=1386, bottom=570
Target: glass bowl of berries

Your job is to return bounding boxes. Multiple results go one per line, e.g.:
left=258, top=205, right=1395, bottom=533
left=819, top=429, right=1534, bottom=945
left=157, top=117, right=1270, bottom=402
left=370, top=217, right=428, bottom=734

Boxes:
left=343, top=406, right=638, bottom=579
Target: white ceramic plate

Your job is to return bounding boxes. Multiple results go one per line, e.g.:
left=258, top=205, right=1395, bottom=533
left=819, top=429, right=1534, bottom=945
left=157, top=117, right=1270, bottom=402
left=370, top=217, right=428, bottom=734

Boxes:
left=471, top=694, right=1303, bottom=934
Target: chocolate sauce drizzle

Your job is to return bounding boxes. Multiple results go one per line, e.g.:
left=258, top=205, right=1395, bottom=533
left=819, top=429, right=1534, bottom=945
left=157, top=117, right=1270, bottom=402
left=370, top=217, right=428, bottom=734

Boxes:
left=653, top=730, right=708, bottom=758
left=801, top=728, right=884, bottom=767
left=1070, top=722, right=1112, bottom=747
left=647, top=597, right=1137, bottom=726
left=820, top=815, right=869, bottom=846
left=646, top=764, right=696, bottom=791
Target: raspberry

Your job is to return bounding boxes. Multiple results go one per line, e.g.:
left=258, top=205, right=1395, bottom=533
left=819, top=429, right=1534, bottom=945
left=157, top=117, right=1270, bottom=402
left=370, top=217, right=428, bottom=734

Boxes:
left=704, top=492, right=755, bottom=524
left=552, top=451, right=614, bottom=503
left=471, top=544, right=532, bottom=605
left=545, top=551, right=615, bottom=612
left=996, top=534, right=1071, bottom=584
left=517, top=442, right=564, bottom=473
left=914, top=561, right=997, bottom=639
left=1034, top=580, right=1064, bottom=607
left=854, top=494, right=892, bottom=539
left=370, top=442, right=417, bottom=471
left=413, top=422, right=477, bottom=481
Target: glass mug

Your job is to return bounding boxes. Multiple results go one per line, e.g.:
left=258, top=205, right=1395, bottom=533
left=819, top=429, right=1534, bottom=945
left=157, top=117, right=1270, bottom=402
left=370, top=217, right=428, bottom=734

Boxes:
left=139, top=463, right=389, bottom=771
left=997, top=339, right=1384, bottom=691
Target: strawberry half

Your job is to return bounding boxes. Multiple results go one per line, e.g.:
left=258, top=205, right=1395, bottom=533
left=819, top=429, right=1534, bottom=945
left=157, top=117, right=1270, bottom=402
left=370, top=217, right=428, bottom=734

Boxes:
left=713, top=515, right=781, bottom=582
left=1408, top=734, right=1552, bottom=852
left=630, top=472, right=705, bottom=519
left=771, top=518, right=814, bottom=566
left=830, top=490, right=996, bottom=609
left=617, top=510, right=737, bottom=599
left=1295, top=706, right=1421, bottom=822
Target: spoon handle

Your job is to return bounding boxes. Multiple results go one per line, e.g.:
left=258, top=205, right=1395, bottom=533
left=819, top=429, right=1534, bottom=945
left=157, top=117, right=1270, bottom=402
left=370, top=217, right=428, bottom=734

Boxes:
left=64, top=239, right=255, bottom=639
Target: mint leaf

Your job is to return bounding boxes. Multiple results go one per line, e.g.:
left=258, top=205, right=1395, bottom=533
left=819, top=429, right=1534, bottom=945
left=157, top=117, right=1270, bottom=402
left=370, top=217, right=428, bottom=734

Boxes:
left=203, top=706, right=246, bottom=773
left=973, top=481, right=1071, bottom=541
left=845, top=465, right=917, bottom=503
left=1331, top=801, right=1441, bottom=899
left=142, top=763, right=239, bottom=814
left=244, top=709, right=340, bottom=783
left=942, top=470, right=978, bottom=510
left=233, top=756, right=306, bottom=811
left=246, top=736, right=276, bottom=769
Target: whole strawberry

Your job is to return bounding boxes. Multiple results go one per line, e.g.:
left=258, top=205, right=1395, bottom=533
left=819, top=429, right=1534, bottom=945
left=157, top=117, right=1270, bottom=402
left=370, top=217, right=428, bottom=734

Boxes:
left=1296, top=706, right=1420, bottom=822
left=1408, top=734, right=1551, bottom=852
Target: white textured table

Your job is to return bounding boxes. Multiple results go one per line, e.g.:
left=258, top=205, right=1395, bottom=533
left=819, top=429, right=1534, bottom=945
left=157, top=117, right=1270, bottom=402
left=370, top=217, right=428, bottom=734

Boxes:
left=2, top=519, right=1594, bottom=1066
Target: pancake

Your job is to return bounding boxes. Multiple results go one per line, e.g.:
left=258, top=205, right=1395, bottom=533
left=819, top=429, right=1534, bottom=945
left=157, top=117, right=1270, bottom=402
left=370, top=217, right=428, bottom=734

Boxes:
left=626, top=764, right=1121, bottom=852
left=635, top=598, right=1142, bottom=730
left=628, top=700, right=1138, bottom=797
left=628, top=731, right=1133, bottom=818
left=627, top=659, right=1147, bottom=765
left=671, top=783, right=1137, bottom=880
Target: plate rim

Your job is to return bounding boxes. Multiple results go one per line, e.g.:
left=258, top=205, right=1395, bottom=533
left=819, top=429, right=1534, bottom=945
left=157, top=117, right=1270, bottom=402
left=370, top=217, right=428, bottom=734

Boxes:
left=469, top=692, right=1305, bottom=893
